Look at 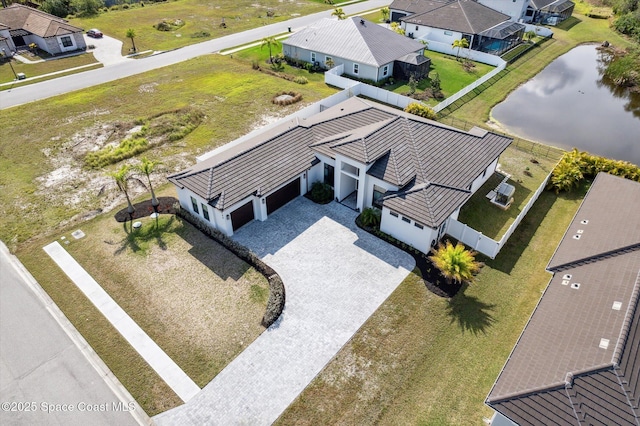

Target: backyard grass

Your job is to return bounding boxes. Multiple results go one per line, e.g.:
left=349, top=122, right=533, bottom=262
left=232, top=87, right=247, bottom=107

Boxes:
left=457, top=145, right=559, bottom=239
left=68, top=0, right=331, bottom=54
left=388, top=50, right=495, bottom=106
left=0, top=52, right=99, bottom=85
left=443, top=11, right=636, bottom=124
left=16, top=185, right=269, bottom=415
left=0, top=53, right=337, bottom=250
left=276, top=183, right=588, bottom=425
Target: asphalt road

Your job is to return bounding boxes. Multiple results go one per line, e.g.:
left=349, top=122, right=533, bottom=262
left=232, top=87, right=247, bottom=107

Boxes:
left=0, top=0, right=389, bottom=110
left=0, top=242, right=145, bottom=426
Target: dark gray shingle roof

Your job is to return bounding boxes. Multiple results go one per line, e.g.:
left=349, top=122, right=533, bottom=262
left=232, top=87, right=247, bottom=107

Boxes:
left=170, top=98, right=511, bottom=227
left=0, top=4, right=82, bottom=38
left=399, top=0, right=510, bottom=35
left=487, top=173, right=640, bottom=426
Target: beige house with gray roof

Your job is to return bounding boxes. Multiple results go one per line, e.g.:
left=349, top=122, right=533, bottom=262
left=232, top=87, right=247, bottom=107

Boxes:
left=0, top=4, right=85, bottom=56
left=169, top=97, right=511, bottom=254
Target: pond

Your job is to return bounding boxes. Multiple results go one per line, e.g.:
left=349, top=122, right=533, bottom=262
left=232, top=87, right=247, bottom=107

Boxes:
left=492, top=44, right=640, bottom=166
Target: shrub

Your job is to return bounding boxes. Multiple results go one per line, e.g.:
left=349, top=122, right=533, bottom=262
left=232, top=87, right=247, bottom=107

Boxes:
left=271, top=91, right=303, bottom=106
left=548, top=148, right=640, bottom=193
left=429, top=240, right=480, bottom=284
left=404, top=103, right=437, bottom=120
left=85, top=137, right=149, bottom=169
left=360, top=207, right=381, bottom=228
left=190, top=31, right=210, bottom=38
left=293, top=76, right=308, bottom=84
left=308, top=182, right=333, bottom=204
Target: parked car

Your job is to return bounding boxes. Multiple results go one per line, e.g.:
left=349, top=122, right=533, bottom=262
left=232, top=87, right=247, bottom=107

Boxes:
left=87, top=29, right=103, bottom=38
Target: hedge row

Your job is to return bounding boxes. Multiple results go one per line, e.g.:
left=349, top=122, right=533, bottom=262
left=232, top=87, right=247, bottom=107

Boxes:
left=174, top=205, right=285, bottom=328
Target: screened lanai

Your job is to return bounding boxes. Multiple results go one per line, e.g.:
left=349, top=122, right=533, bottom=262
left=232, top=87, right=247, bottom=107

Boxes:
left=472, top=22, right=525, bottom=56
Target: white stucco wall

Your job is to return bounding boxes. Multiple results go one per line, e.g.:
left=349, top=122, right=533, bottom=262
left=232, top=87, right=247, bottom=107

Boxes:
left=176, top=186, right=232, bottom=235
left=334, top=154, right=367, bottom=210
left=362, top=175, right=398, bottom=209
left=380, top=207, right=439, bottom=253
left=470, top=157, right=499, bottom=193
left=403, top=25, right=463, bottom=45
left=282, top=44, right=381, bottom=81
left=476, top=0, right=530, bottom=22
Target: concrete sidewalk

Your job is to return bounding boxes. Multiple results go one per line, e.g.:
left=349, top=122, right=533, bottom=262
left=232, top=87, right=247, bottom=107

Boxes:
left=0, top=241, right=147, bottom=425
left=43, top=241, right=200, bottom=403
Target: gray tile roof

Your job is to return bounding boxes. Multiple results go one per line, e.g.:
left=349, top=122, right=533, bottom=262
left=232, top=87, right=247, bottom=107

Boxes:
left=390, top=0, right=451, bottom=15
left=487, top=173, right=640, bottom=426
left=397, top=0, right=510, bottom=34
left=170, top=97, right=511, bottom=228
left=0, top=4, right=82, bottom=38
left=282, top=17, right=426, bottom=67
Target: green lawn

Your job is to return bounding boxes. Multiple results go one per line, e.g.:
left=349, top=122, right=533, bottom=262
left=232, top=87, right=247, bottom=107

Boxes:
left=68, top=0, right=331, bottom=54
left=458, top=146, right=559, bottom=239
left=0, top=54, right=337, bottom=250
left=389, top=50, right=495, bottom=105
left=0, top=52, right=99, bottom=86
left=277, top=183, right=588, bottom=426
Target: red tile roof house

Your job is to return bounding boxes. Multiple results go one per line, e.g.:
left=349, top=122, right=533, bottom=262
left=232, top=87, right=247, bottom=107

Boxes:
left=486, top=172, right=640, bottom=426
left=0, top=4, right=86, bottom=56
left=169, top=97, right=512, bottom=254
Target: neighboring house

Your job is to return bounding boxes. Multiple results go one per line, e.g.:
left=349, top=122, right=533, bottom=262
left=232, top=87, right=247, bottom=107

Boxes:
left=281, top=17, right=430, bottom=82
left=486, top=172, right=640, bottom=426
left=390, top=0, right=526, bottom=56
left=169, top=97, right=512, bottom=254
left=528, top=0, right=575, bottom=25
left=0, top=4, right=86, bottom=56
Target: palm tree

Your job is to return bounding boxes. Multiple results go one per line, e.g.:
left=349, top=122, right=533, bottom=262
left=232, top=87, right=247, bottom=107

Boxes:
left=109, top=165, right=135, bottom=214
left=429, top=240, right=481, bottom=284
left=452, top=38, right=469, bottom=60
left=260, top=36, right=280, bottom=64
left=525, top=30, right=536, bottom=43
left=135, top=157, right=162, bottom=207
left=126, top=28, right=137, bottom=53
left=381, top=6, right=390, bottom=22
left=331, top=7, right=346, bottom=20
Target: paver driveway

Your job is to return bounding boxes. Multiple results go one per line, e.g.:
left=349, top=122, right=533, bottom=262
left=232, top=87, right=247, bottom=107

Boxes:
left=154, top=197, right=414, bottom=425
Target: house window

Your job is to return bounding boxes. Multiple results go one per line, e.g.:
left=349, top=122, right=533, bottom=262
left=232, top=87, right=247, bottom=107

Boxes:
left=191, top=196, right=199, bottom=214
left=414, top=222, right=424, bottom=230
left=390, top=211, right=399, bottom=217
left=401, top=216, right=411, bottom=224
left=353, top=63, right=359, bottom=74
left=444, top=31, right=453, bottom=36
left=311, top=52, right=316, bottom=63
left=324, top=164, right=335, bottom=186
left=372, top=185, right=386, bottom=209
left=60, top=36, right=73, bottom=47
left=383, top=65, right=389, bottom=77
left=201, top=204, right=210, bottom=221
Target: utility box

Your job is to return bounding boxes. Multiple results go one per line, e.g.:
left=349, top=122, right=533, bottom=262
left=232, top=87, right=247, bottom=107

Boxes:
left=16, top=72, right=26, bottom=80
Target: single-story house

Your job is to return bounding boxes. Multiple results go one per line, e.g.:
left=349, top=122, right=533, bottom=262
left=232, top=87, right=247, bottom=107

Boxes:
left=282, top=17, right=430, bottom=82
left=486, top=172, right=640, bottom=426
left=0, top=4, right=86, bottom=56
left=390, top=0, right=525, bottom=56
left=169, top=97, right=512, bottom=254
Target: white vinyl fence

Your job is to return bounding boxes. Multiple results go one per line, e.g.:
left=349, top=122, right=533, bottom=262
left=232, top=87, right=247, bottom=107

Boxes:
left=446, top=171, right=553, bottom=259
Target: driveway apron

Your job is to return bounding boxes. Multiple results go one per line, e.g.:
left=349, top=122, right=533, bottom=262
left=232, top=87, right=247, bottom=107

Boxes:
left=154, top=198, right=415, bottom=425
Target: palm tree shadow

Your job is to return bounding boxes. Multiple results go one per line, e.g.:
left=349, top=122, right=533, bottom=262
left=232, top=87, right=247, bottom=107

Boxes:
left=114, top=216, right=174, bottom=255
left=445, top=288, right=496, bottom=335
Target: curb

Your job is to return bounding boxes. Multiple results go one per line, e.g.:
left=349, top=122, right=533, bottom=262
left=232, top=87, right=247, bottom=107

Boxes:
left=0, top=240, right=152, bottom=426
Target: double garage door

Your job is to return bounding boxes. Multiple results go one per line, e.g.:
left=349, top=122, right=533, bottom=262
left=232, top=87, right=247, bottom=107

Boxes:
left=230, top=178, right=301, bottom=231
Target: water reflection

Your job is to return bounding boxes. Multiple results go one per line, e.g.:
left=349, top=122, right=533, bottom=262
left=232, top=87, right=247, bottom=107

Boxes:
left=492, top=44, right=640, bottom=166
left=595, top=51, right=640, bottom=119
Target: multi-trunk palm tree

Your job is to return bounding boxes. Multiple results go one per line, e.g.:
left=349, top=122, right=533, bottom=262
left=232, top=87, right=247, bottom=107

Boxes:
left=452, top=38, right=469, bottom=60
